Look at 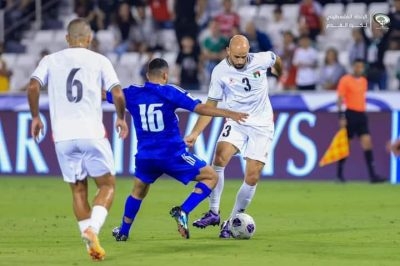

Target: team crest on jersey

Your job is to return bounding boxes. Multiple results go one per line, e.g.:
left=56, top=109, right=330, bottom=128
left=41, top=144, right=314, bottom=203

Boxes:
left=253, top=70, right=261, bottom=78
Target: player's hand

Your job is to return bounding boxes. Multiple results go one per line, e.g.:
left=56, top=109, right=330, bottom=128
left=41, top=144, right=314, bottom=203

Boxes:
left=339, top=117, right=347, bottom=128
left=184, top=133, right=198, bottom=148
left=115, top=118, right=128, bottom=139
left=101, top=90, right=107, bottom=101
left=387, top=139, right=400, bottom=156
left=230, top=111, right=249, bottom=124
left=31, top=116, right=44, bottom=142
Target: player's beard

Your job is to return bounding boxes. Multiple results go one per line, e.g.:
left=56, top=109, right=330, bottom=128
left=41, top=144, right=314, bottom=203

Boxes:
left=233, top=63, right=245, bottom=69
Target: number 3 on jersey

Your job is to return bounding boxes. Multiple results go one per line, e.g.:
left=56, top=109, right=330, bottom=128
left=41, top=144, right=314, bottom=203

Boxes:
left=139, top=103, right=165, bottom=132
left=242, top=77, right=251, bottom=92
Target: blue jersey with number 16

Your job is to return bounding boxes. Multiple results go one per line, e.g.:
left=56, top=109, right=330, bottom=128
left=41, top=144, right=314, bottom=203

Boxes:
left=107, top=81, right=201, bottom=159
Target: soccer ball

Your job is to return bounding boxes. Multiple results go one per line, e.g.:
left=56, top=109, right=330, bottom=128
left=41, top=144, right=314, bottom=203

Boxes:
left=229, top=213, right=256, bottom=239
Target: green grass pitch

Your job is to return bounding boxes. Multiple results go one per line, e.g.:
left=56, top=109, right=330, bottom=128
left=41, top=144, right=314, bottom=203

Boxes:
left=0, top=177, right=399, bottom=266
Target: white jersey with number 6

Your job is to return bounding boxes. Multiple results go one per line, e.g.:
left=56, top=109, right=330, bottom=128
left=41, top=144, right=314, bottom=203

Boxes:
left=208, top=52, right=276, bottom=127
left=31, top=48, right=119, bottom=142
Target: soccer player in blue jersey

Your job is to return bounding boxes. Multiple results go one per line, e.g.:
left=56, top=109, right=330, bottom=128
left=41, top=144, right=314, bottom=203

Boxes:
left=106, top=58, right=248, bottom=240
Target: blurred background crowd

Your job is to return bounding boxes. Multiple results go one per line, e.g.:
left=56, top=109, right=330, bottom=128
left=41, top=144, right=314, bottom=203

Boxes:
left=0, top=0, right=399, bottom=93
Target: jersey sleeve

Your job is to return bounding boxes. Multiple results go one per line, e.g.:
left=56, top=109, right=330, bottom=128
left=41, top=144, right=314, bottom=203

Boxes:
left=31, top=56, right=49, bottom=87
left=260, top=51, right=277, bottom=69
left=208, top=68, right=224, bottom=101
left=101, top=57, right=120, bottom=91
left=106, top=87, right=128, bottom=104
left=164, top=85, right=201, bottom=112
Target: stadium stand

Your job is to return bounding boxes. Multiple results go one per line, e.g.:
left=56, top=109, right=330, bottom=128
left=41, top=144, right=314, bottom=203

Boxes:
left=0, top=0, right=399, bottom=92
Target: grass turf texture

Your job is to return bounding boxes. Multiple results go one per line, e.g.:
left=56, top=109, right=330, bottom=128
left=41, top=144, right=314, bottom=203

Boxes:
left=0, top=177, right=399, bottom=266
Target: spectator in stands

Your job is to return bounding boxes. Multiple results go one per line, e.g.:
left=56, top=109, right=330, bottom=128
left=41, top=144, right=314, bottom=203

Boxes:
left=244, top=21, right=272, bottom=53
left=3, top=0, right=34, bottom=52
left=174, top=0, right=199, bottom=45
left=0, top=44, right=12, bottom=93
left=214, top=0, right=240, bottom=38
left=298, top=0, right=324, bottom=41
left=148, top=0, right=173, bottom=29
left=196, top=0, right=222, bottom=30
left=387, top=0, right=400, bottom=50
left=74, top=0, right=105, bottom=32
left=97, top=0, right=119, bottom=29
left=292, top=35, right=318, bottom=90
left=266, top=6, right=294, bottom=53
left=176, top=36, right=201, bottom=90
left=131, top=4, right=157, bottom=53
left=200, top=19, right=228, bottom=86
left=349, top=28, right=367, bottom=64
left=319, top=48, right=346, bottom=90
left=90, top=37, right=101, bottom=54
left=361, top=21, right=389, bottom=90
left=18, top=48, right=49, bottom=92
left=279, top=31, right=297, bottom=91
left=111, top=2, right=136, bottom=56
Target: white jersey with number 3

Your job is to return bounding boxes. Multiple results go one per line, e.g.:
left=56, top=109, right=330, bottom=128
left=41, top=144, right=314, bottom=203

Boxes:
left=31, top=48, right=119, bottom=142
left=208, top=52, right=276, bottom=126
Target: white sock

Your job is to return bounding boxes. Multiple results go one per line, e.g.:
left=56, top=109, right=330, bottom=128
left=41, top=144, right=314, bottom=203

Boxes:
left=90, top=205, right=108, bottom=235
left=230, top=182, right=257, bottom=218
left=210, top=165, right=225, bottom=214
left=78, top=218, right=91, bottom=234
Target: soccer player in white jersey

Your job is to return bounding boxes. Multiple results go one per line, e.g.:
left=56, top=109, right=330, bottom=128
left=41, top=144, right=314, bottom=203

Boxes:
left=27, top=18, right=128, bottom=260
left=185, top=35, right=282, bottom=238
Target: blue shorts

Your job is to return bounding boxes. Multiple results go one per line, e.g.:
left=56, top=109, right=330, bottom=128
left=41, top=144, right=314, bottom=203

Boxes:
left=135, top=152, right=207, bottom=185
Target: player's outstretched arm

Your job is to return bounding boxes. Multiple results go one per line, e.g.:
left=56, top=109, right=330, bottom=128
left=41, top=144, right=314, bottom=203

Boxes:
left=27, top=78, right=44, bottom=142
left=110, top=85, right=128, bottom=139
left=194, top=103, right=248, bottom=123
left=185, top=99, right=218, bottom=147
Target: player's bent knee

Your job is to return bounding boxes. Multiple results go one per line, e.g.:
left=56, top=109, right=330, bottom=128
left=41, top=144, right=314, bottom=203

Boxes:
left=213, top=152, right=232, bottom=167
left=196, top=166, right=217, bottom=187
left=244, top=175, right=260, bottom=186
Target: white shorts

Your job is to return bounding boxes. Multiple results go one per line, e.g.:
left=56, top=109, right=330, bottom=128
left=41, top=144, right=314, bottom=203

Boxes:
left=55, top=138, right=115, bottom=183
left=217, top=121, right=274, bottom=164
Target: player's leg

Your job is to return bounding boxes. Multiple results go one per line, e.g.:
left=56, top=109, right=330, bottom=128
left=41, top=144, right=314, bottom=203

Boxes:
left=69, top=179, right=91, bottom=231
left=192, top=142, right=237, bottom=228
left=230, top=158, right=264, bottom=218
left=113, top=158, right=160, bottom=241
left=193, top=122, right=243, bottom=228
left=166, top=152, right=216, bottom=238
left=113, top=177, right=151, bottom=241
left=80, top=139, right=117, bottom=260
left=55, top=140, right=106, bottom=261
left=220, top=125, right=273, bottom=238
left=219, top=158, right=265, bottom=239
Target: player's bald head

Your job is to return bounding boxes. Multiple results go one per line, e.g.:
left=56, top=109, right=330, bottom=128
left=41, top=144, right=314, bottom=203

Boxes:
left=227, top=35, right=250, bottom=69
left=67, top=18, right=92, bottom=39
left=229, top=35, right=250, bottom=51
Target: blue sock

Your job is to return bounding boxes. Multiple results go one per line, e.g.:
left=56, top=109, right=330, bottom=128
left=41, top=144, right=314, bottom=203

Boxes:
left=181, top=182, right=212, bottom=214
left=120, top=195, right=142, bottom=236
